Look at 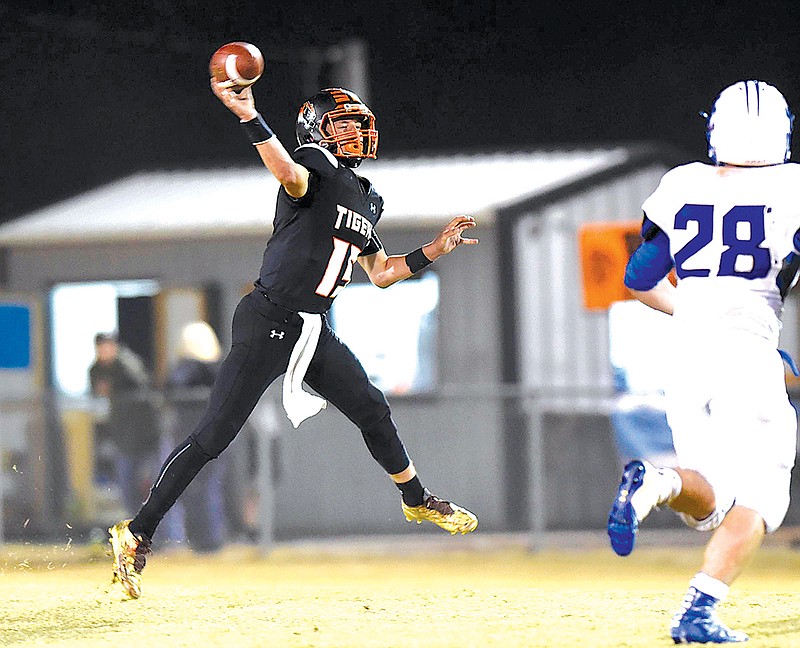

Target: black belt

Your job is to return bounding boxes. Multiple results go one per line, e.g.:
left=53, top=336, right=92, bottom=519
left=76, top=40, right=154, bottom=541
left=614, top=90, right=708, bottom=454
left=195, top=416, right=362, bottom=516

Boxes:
left=247, top=290, right=301, bottom=324
left=259, top=290, right=297, bottom=314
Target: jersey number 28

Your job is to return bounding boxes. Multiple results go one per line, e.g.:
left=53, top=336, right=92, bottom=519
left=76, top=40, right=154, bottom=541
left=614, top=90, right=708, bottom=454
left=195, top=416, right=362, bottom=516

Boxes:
left=673, top=204, right=770, bottom=279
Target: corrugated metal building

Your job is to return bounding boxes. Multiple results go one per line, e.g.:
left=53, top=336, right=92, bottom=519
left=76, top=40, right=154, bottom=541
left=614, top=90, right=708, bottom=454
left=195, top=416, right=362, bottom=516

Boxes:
left=0, top=144, right=686, bottom=542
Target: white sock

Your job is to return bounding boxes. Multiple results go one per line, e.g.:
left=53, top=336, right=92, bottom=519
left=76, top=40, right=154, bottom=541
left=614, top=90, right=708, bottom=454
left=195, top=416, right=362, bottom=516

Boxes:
left=656, top=466, right=682, bottom=504
left=631, top=462, right=683, bottom=521
left=690, top=572, right=729, bottom=602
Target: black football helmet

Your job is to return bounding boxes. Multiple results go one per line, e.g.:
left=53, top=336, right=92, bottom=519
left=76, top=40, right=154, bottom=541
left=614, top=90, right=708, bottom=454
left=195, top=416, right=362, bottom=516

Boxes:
left=295, top=88, right=378, bottom=167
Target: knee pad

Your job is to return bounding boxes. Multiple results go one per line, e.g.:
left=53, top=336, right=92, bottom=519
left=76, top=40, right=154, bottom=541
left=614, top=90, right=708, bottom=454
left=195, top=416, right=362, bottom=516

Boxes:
left=189, top=432, right=222, bottom=460
left=677, top=494, right=734, bottom=532
left=190, top=413, right=247, bottom=458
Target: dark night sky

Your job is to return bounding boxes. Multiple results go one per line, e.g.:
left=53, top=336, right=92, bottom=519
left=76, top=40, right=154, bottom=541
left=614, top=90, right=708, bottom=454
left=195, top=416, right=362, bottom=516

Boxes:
left=3, top=1, right=800, bottom=224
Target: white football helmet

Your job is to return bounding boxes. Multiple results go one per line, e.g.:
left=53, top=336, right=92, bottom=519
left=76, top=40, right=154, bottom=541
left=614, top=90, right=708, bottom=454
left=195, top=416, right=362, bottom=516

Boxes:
left=706, top=80, right=794, bottom=166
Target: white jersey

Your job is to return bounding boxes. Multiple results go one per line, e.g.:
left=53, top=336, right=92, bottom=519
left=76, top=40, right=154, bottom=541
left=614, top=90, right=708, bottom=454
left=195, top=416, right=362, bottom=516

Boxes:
left=643, top=161, right=800, bottom=346
left=646, top=162, right=799, bottom=533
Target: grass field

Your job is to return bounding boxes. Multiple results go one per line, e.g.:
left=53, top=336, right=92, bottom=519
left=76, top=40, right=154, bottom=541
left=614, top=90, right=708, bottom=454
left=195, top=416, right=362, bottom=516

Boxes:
left=1, top=535, right=799, bottom=647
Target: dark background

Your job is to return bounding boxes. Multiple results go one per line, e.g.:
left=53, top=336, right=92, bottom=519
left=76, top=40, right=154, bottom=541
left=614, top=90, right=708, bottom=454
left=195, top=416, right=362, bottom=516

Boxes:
left=3, top=1, right=800, bottom=224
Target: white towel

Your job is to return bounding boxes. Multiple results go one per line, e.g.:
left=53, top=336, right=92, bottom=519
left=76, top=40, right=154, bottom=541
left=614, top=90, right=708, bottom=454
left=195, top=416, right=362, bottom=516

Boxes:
left=282, top=312, right=327, bottom=428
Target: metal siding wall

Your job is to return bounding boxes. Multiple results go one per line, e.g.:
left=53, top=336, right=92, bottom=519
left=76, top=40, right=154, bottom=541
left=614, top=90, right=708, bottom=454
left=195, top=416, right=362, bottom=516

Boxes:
left=515, top=166, right=667, bottom=394
left=515, top=216, right=547, bottom=389
left=549, top=207, right=571, bottom=389
left=516, top=166, right=674, bottom=534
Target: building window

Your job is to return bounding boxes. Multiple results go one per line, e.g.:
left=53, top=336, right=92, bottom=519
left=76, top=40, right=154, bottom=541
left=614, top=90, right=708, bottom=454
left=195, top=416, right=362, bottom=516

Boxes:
left=50, top=280, right=159, bottom=395
left=329, top=273, right=439, bottom=396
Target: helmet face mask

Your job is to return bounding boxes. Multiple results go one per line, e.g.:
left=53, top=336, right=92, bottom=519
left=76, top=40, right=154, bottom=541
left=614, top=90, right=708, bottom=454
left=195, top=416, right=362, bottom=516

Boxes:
left=706, top=80, right=794, bottom=166
left=296, top=88, right=378, bottom=167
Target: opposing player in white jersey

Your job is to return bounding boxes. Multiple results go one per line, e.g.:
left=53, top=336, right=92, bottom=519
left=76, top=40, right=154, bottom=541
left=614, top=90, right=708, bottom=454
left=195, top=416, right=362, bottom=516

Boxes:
left=607, top=80, right=799, bottom=644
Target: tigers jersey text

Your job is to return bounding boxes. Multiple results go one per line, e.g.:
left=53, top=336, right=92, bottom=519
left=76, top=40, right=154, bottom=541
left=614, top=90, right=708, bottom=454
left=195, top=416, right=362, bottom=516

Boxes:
left=257, top=143, right=384, bottom=313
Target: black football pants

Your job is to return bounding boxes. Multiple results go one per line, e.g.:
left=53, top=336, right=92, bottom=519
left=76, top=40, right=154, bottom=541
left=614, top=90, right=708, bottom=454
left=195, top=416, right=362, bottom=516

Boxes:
left=132, top=290, right=410, bottom=540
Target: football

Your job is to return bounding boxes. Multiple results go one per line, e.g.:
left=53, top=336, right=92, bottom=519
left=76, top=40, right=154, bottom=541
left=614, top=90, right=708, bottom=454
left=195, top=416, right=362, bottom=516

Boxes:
left=209, top=42, right=264, bottom=90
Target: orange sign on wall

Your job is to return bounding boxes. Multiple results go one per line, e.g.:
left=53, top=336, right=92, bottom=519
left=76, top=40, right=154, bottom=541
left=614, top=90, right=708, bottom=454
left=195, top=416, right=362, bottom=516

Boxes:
left=578, top=220, right=641, bottom=310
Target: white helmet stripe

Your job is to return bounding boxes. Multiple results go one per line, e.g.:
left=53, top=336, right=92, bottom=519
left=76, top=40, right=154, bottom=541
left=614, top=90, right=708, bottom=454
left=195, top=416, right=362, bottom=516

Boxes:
left=755, top=80, right=761, bottom=115
left=745, top=80, right=751, bottom=113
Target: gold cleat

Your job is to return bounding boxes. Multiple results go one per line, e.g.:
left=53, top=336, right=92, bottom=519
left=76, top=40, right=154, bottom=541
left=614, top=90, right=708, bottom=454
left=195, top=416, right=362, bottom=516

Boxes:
left=402, top=491, right=478, bottom=535
left=109, top=519, right=151, bottom=599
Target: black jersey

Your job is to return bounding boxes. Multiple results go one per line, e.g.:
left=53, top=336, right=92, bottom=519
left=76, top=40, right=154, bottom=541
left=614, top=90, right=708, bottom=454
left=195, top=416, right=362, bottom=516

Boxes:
left=256, top=144, right=385, bottom=313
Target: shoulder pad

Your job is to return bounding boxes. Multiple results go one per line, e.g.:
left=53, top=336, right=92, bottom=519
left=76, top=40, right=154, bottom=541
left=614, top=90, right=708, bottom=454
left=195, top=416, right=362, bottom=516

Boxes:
left=357, top=176, right=385, bottom=213
left=293, top=144, right=339, bottom=177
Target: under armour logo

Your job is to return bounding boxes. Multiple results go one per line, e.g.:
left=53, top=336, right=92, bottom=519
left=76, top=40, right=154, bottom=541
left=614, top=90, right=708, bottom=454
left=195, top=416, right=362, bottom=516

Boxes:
left=369, top=203, right=377, bottom=214
left=270, top=329, right=285, bottom=339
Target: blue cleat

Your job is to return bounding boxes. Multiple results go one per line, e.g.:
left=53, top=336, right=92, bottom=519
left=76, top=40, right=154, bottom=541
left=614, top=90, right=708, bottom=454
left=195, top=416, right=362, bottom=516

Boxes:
left=607, top=460, right=647, bottom=556
left=670, top=588, right=748, bottom=643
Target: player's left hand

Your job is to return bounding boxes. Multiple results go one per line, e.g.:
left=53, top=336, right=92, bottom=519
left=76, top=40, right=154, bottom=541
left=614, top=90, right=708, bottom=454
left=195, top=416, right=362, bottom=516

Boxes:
left=429, top=216, right=478, bottom=258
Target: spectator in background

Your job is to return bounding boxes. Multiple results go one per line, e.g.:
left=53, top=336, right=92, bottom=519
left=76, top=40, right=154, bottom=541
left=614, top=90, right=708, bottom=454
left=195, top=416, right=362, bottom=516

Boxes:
left=162, top=322, right=227, bottom=552
left=89, top=332, right=159, bottom=516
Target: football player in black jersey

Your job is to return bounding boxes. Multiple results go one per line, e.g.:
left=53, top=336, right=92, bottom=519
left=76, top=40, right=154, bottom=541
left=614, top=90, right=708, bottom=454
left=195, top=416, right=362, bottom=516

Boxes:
left=109, top=81, right=479, bottom=599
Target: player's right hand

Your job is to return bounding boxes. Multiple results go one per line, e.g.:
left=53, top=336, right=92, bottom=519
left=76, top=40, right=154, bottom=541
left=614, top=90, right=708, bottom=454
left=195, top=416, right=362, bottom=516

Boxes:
left=211, top=79, right=259, bottom=122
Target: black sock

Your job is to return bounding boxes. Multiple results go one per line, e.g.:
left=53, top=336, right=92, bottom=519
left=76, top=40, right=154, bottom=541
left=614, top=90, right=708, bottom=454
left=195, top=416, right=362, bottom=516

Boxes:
left=396, top=475, right=426, bottom=506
